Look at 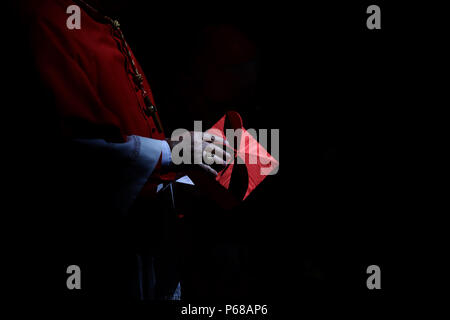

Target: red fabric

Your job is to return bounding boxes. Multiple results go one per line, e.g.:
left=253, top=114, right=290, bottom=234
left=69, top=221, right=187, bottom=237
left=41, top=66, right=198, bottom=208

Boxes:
left=26, top=0, right=174, bottom=187
left=204, top=111, right=279, bottom=206
left=28, top=0, right=163, bottom=141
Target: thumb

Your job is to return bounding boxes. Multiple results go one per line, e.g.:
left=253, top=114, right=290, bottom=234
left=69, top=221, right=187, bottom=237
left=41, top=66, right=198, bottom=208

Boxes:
left=197, top=163, right=218, bottom=177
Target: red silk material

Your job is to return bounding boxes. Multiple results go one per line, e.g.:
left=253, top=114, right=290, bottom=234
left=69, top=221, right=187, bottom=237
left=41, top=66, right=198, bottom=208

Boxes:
left=191, top=111, right=279, bottom=209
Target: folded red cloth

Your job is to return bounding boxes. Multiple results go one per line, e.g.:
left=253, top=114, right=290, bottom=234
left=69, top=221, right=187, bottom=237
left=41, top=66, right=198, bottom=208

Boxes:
left=190, top=111, right=279, bottom=209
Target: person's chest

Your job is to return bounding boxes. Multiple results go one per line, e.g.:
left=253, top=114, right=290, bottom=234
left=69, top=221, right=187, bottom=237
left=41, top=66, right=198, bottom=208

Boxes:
left=71, top=11, right=165, bottom=139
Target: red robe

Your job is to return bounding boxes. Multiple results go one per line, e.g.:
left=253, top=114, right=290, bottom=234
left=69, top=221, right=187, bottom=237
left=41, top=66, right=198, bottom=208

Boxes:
left=27, top=0, right=163, bottom=141
left=26, top=0, right=173, bottom=190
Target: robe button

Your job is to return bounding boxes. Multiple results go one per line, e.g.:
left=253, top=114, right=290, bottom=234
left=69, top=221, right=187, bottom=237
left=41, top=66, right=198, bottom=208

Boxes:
left=112, top=20, right=120, bottom=28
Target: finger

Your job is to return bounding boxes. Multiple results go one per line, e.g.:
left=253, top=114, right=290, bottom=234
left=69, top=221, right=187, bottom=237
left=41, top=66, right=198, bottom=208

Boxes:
left=202, top=149, right=227, bottom=167
left=198, top=163, right=218, bottom=177
left=203, top=132, right=230, bottom=147
left=211, top=154, right=227, bottom=166
left=212, top=145, right=232, bottom=163
left=202, top=141, right=232, bottom=163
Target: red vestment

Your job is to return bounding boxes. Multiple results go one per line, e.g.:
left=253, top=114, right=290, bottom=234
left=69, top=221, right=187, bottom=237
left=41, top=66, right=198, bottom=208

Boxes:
left=26, top=0, right=173, bottom=189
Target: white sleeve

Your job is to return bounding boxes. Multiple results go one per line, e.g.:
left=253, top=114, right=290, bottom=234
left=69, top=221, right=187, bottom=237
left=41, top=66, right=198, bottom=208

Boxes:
left=73, top=135, right=171, bottom=214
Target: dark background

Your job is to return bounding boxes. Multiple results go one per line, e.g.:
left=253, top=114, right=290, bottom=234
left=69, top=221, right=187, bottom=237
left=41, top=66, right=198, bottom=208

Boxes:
left=116, top=1, right=393, bottom=303
left=4, top=0, right=428, bottom=315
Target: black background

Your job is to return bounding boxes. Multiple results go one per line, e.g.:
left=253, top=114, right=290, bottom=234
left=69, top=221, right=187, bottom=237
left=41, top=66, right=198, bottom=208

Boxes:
left=4, top=0, right=435, bottom=316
